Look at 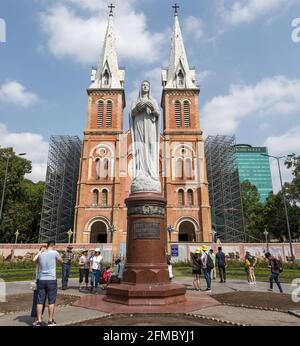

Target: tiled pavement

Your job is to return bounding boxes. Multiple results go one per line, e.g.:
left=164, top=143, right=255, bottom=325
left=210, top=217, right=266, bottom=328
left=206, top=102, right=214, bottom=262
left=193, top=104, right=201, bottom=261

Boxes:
left=0, top=277, right=299, bottom=326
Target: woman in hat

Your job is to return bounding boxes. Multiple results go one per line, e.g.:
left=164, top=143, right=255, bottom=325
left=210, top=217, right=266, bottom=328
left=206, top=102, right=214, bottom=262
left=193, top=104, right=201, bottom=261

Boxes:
left=191, top=248, right=202, bottom=291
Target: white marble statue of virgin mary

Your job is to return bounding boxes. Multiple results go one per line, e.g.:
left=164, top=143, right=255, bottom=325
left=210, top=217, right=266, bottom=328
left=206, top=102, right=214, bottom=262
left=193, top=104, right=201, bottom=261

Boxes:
left=129, top=80, right=161, bottom=193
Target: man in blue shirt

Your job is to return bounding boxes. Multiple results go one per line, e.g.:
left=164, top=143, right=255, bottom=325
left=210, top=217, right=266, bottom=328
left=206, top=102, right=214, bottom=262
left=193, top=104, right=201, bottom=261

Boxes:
left=33, top=240, right=63, bottom=326
left=216, top=247, right=227, bottom=283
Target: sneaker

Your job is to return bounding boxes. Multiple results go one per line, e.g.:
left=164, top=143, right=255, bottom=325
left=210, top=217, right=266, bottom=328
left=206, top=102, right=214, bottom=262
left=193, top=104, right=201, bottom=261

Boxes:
left=268, top=288, right=273, bottom=292
left=33, top=321, right=42, bottom=327
left=48, top=320, right=57, bottom=326
left=205, top=288, right=212, bottom=292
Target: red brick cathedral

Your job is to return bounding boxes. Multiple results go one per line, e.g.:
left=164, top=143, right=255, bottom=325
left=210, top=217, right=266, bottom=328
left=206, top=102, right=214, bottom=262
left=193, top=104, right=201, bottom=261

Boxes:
left=74, top=8, right=212, bottom=252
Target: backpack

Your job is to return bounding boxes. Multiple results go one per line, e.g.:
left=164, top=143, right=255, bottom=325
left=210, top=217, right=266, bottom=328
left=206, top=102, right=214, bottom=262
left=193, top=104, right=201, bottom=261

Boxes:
left=274, top=259, right=283, bottom=273
left=206, top=253, right=215, bottom=269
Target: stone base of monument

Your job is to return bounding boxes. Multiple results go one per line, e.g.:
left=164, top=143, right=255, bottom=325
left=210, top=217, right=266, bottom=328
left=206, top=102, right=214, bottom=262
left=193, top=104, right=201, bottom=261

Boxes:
left=104, top=192, right=186, bottom=306
left=104, top=283, right=186, bottom=306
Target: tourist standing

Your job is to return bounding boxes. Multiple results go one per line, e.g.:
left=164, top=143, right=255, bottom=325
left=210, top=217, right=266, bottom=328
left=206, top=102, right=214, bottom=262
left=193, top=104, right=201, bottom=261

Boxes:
left=209, top=249, right=216, bottom=280
left=191, top=248, right=202, bottom=291
left=61, top=245, right=73, bottom=290
left=79, top=250, right=90, bottom=290
left=34, top=240, right=63, bottom=326
left=265, top=252, right=283, bottom=293
left=90, top=248, right=103, bottom=293
left=216, top=247, right=227, bottom=283
left=31, top=246, right=46, bottom=323
left=201, top=245, right=213, bottom=292
left=245, top=251, right=257, bottom=285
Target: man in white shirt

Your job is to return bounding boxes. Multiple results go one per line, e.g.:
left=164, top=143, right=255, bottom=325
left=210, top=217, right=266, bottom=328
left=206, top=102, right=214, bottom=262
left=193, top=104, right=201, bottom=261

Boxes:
left=89, top=248, right=103, bottom=293
left=201, top=245, right=212, bottom=292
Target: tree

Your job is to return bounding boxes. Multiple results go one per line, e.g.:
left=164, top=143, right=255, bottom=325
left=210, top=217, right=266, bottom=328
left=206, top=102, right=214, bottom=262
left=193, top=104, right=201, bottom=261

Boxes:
left=285, top=154, right=300, bottom=205
left=240, top=180, right=265, bottom=242
left=0, top=148, right=45, bottom=243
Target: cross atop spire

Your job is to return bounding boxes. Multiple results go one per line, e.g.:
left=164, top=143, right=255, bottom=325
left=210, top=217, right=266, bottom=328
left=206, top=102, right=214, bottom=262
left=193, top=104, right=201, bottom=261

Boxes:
left=89, top=8, right=125, bottom=90
left=161, top=9, right=197, bottom=90
left=108, top=3, right=115, bottom=16
left=172, top=3, right=180, bottom=16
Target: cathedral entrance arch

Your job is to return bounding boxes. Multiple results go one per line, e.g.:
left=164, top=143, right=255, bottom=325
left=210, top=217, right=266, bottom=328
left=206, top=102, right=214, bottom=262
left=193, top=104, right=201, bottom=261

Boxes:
left=90, top=220, right=108, bottom=243
left=177, top=219, right=198, bottom=242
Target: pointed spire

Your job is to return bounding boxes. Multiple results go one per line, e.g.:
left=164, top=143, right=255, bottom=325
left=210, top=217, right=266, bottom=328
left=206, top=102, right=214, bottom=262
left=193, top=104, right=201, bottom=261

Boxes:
left=162, top=6, right=197, bottom=90
left=90, top=5, right=125, bottom=90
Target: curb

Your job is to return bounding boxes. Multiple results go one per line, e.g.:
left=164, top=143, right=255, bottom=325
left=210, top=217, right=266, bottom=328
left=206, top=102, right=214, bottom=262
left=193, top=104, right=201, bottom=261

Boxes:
left=221, top=302, right=287, bottom=313
left=185, top=312, right=249, bottom=326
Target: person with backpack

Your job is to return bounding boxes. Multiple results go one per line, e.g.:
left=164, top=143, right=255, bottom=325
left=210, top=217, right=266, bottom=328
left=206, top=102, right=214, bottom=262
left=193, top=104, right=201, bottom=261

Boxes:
left=191, top=248, right=202, bottom=291
left=201, top=245, right=214, bottom=292
left=265, top=252, right=283, bottom=293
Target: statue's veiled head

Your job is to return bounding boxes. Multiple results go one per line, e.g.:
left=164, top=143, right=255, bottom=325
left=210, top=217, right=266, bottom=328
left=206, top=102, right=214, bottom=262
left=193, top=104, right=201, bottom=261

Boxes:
left=140, top=80, right=151, bottom=98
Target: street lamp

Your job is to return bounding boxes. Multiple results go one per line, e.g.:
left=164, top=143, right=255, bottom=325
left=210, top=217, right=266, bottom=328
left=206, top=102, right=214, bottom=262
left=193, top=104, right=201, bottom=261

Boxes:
left=211, top=228, right=217, bottom=243
left=0, top=152, right=26, bottom=222
left=167, top=225, right=175, bottom=253
left=67, top=229, right=73, bottom=244
left=260, top=153, right=295, bottom=262
left=263, top=228, right=269, bottom=251
left=15, top=229, right=20, bottom=244
left=108, top=224, right=116, bottom=243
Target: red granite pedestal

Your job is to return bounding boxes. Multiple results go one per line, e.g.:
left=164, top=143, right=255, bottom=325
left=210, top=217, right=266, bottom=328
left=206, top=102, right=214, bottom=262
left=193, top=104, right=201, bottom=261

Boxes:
left=104, top=192, right=186, bottom=306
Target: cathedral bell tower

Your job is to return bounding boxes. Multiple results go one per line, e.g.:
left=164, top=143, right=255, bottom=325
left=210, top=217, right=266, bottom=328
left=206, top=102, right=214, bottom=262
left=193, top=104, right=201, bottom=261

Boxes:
left=161, top=6, right=212, bottom=242
left=74, top=6, right=127, bottom=248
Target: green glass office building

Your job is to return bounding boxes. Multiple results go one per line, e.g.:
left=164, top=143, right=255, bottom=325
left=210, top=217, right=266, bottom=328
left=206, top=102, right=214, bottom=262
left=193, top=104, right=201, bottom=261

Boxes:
left=235, top=145, right=273, bottom=202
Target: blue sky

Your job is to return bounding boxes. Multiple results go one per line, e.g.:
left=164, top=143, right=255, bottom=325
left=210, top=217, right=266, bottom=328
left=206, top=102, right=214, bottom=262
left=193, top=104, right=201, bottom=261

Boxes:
left=0, top=0, right=300, bottom=190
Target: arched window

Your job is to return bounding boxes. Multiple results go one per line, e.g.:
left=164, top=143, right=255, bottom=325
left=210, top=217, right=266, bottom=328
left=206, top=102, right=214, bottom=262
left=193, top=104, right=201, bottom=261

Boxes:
left=103, top=70, right=110, bottom=86
left=185, top=158, right=192, bottom=179
left=106, top=100, right=112, bottom=128
left=93, top=190, right=99, bottom=206
left=95, top=158, right=100, bottom=180
left=102, top=189, right=108, bottom=207
left=178, top=189, right=185, bottom=206
left=183, top=101, right=190, bottom=127
left=103, top=158, right=109, bottom=178
left=97, top=100, right=104, bottom=128
left=187, top=189, right=194, bottom=206
left=175, top=101, right=182, bottom=127
left=177, top=158, right=183, bottom=179
left=177, top=70, right=185, bottom=87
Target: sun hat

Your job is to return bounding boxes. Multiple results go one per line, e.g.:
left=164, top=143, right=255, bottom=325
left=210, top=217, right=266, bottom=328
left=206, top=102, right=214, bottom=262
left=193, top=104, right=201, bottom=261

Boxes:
left=95, top=248, right=101, bottom=253
left=195, top=248, right=201, bottom=254
left=202, top=245, right=208, bottom=252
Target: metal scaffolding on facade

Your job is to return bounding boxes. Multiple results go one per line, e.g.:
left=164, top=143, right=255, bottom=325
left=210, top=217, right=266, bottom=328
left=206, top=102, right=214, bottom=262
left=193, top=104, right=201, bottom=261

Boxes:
left=205, top=135, right=246, bottom=243
left=39, top=136, right=82, bottom=243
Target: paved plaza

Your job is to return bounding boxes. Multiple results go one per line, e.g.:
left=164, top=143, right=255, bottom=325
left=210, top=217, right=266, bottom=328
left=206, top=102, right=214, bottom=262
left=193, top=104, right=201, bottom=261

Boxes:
left=0, top=277, right=299, bottom=326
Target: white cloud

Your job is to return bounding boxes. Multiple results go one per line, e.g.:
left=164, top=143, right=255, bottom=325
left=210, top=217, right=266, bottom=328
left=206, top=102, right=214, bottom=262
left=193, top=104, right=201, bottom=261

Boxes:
left=0, top=123, right=48, bottom=182
left=39, top=1, right=165, bottom=65
left=197, top=70, right=214, bottom=83
left=264, top=126, right=300, bottom=192
left=220, top=0, right=287, bottom=25
left=0, top=81, right=39, bottom=108
left=202, top=76, right=300, bottom=136
left=184, top=16, right=205, bottom=39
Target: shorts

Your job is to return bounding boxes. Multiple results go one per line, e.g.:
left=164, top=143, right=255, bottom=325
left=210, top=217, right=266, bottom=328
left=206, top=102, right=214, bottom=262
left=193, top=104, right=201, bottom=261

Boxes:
left=37, top=280, right=57, bottom=305
left=193, top=269, right=201, bottom=275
